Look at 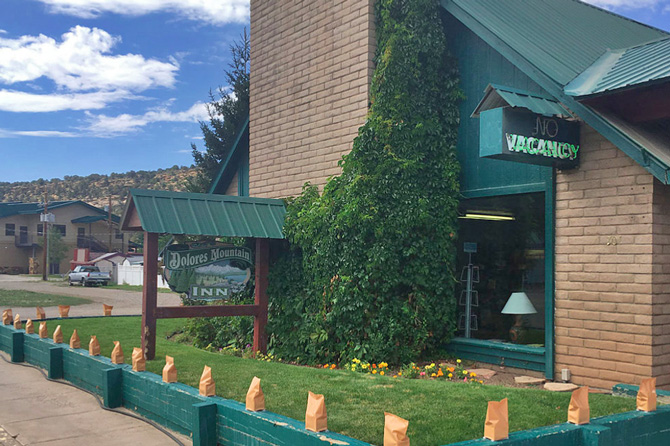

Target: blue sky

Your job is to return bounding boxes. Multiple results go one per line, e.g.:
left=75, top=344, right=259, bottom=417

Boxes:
left=0, top=0, right=668, bottom=183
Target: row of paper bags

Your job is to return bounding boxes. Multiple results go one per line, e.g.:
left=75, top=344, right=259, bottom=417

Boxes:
left=484, top=380, right=658, bottom=441
left=2, top=306, right=114, bottom=325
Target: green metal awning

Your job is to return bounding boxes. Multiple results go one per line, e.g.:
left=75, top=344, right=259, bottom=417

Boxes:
left=121, top=189, right=286, bottom=239
left=471, top=84, right=573, bottom=118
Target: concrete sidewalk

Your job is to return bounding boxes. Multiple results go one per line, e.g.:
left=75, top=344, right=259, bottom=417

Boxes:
left=0, top=353, right=191, bottom=446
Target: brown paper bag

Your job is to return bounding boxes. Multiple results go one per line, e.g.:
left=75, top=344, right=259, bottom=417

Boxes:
left=103, top=304, right=113, bottom=316
left=163, top=355, right=177, bottom=383
left=25, top=319, right=34, bottom=334
left=199, top=365, right=216, bottom=397
left=637, top=378, right=657, bottom=412
left=70, top=329, right=81, bottom=349
left=89, top=335, right=101, bottom=356
left=39, top=322, right=48, bottom=339
left=53, top=325, right=63, bottom=344
left=568, top=386, right=590, bottom=425
left=384, top=412, right=410, bottom=446
left=484, top=398, right=509, bottom=441
left=111, top=341, right=124, bottom=364
left=2, top=309, right=12, bottom=325
left=305, top=391, right=327, bottom=432
left=13, top=314, right=21, bottom=330
left=36, top=306, right=45, bottom=320
left=246, top=376, right=265, bottom=411
left=58, top=305, right=70, bottom=318
left=132, top=347, right=146, bottom=372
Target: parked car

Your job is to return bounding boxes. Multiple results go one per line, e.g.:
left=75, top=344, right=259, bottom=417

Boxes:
left=68, top=266, right=111, bottom=287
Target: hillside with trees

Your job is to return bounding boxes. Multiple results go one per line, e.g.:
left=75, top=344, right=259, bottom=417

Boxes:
left=0, top=165, right=198, bottom=214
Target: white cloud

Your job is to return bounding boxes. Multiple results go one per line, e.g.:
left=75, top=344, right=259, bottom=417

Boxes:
left=35, top=0, right=249, bottom=25
left=0, top=129, right=77, bottom=137
left=582, top=0, right=667, bottom=9
left=0, top=26, right=178, bottom=92
left=0, top=89, right=138, bottom=112
left=85, top=101, right=208, bottom=136
left=0, top=30, right=7, bottom=34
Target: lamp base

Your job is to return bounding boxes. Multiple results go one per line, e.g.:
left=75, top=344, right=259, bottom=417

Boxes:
left=508, top=315, right=523, bottom=343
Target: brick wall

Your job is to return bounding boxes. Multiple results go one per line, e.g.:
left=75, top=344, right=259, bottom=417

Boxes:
left=249, top=0, right=375, bottom=198
left=652, top=179, right=670, bottom=386
left=554, top=124, right=660, bottom=389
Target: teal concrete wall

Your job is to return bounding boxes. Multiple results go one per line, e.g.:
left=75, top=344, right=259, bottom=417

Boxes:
left=3, top=324, right=669, bottom=446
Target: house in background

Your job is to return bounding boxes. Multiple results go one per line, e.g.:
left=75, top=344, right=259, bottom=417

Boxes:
left=0, top=200, right=125, bottom=274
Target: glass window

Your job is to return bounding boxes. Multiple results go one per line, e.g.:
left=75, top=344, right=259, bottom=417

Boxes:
left=456, top=192, right=545, bottom=346
left=37, top=225, right=43, bottom=237
left=54, top=225, right=66, bottom=236
left=5, top=223, right=15, bottom=236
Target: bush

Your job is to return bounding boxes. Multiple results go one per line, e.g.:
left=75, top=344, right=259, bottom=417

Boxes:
left=267, top=0, right=462, bottom=365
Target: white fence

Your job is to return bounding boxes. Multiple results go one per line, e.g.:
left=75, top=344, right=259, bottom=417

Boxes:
left=114, top=264, right=169, bottom=288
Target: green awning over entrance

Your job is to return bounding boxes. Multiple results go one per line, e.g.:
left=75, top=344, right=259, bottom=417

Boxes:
left=472, top=84, right=573, bottom=118
left=121, top=188, right=286, bottom=239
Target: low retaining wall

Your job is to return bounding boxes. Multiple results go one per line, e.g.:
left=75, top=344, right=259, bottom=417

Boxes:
left=2, top=322, right=670, bottom=446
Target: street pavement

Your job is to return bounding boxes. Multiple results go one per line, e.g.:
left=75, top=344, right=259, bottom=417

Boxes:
left=0, top=275, right=181, bottom=319
left=0, top=351, right=191, bottom=445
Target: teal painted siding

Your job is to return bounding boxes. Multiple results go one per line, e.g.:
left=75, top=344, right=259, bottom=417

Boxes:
left=23, top=334, right=50, bottom=370
left=443, top=15, right=552, bottom=197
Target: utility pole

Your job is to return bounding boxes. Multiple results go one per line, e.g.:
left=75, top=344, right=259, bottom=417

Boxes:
left=42, top=190, right=48, bottom=281
left=108, top=195, right=113, bottom=252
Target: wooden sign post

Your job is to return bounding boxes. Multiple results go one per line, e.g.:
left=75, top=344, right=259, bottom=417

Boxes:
left=140, top=232, right=270, bottom=360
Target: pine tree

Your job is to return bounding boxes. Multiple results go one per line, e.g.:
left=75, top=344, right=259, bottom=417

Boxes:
left=188, top=29, right=250, bottom=192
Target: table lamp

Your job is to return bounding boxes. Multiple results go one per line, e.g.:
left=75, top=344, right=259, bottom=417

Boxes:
left=501, top=292, right=537, bottom=343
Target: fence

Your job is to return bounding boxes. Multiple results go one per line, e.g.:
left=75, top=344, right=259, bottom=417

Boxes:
left=115, top=263, right=169, bottom=288
left=2, top=322, right=670, bottom=446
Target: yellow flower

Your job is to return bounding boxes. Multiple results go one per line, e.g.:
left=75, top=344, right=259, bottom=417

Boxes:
left=323, top=364, right=329, bottom=368
left=470, top=372, right=476, bottom=377
left=372, top=370, right=378, bottom=374
left=380, top=371, right=385, bottom=376
left=448, top=373, right=453, bottom=378
left=398, top=372, right=402, bottom=376
left=362, top=364, right=369, bottom=369
left=463, top=370, right=468, bottom=375
left=457, top=359, right=462, bottom=364
left=431, top=373, right=436, bottom=377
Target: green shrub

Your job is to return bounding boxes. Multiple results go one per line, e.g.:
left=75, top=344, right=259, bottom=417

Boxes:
left=268, top=0, right=462, bottom=365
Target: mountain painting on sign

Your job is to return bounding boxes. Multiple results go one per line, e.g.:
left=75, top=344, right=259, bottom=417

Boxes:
left=163, top=243, right=253, bottom=299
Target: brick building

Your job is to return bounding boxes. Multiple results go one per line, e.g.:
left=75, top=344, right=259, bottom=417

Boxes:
left=210, top=0, right=670, bottom=389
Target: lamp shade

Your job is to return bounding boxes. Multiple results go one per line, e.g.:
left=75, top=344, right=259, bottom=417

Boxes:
left=501, top=292, right=537, bottom=315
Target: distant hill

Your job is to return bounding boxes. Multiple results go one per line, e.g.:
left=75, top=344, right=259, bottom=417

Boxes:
left=0, top=165, right=199, bottom=215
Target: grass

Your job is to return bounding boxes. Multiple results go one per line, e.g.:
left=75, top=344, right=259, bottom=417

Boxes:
left=0, top=289, right=92, bottom=307
left=103, top=284, right=173, bottom=293
left=49, top=317, right=635, bottom=446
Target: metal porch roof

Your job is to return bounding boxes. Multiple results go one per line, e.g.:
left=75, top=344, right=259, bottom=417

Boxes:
left=472, top=84, right=573, bottom=118
left=121, top=189, right=286, bottom=239
left=565, top=37, right=670, bottom=97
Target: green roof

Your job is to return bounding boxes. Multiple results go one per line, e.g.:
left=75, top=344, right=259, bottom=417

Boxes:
left=71, top=215, right=121, bottom=224
left=121, top=189, right=286, bottom=239
left=443, top=0, right=670, bottom=184
left=472, top=84, right=572, bottom=118
left=443, top=0, right=666, bottom=87
left=565, top=37, right=670, bottom=96
left=0, top=200, right=114, bottom=219
left=209, top=116, right=249, bottom=195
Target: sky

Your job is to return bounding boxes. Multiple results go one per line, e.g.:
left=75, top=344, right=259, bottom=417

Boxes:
left=0, top=0, right=668, bottom=183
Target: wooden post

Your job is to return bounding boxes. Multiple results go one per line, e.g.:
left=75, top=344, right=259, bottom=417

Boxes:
left=253, top=238, right=269, bottom=354
left=141, top=231, right=159, bottom=360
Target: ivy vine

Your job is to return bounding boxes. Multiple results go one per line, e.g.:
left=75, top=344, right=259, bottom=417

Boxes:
left=267, top=0, right=463, bottom=364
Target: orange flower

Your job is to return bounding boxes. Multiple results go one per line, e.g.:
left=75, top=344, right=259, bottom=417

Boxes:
left=330, top=364, right=336, bottom=369
left=372, top=364, right=377, bottom=368
left=323, top=364, right=329, bottom=368
left=372, top=370, right=378, bottom=374
left=380, top=371, right=385, bottom=376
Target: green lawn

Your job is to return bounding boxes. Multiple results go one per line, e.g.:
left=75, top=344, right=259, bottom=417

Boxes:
left=49, top=317, right=635, bottom=446
left=0, top=289, right=92, bottom=307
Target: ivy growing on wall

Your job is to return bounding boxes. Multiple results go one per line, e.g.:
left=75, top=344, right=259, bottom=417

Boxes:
left=268, top=0, right=463, bottom=364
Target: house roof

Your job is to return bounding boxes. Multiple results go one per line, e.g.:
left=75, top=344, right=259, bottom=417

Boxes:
left=121, top=188, right=286, bottom=239
left=472, top=84, right=573, bottom=118
left=565, top=37, right=670, bottom=97
left=442, top=0, right=670, bottom=184
left=71, top=215, right=121, bottom=224
left=0, top=200, right=118, bottom=221
left=209, top=116, right=249, bottom=195
left=443, top=0, right=666, bottom=87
